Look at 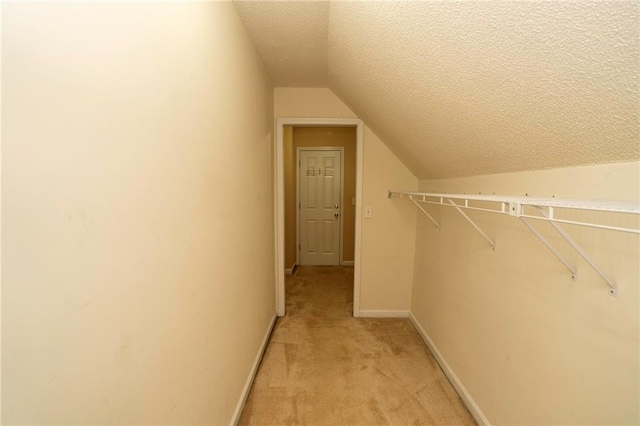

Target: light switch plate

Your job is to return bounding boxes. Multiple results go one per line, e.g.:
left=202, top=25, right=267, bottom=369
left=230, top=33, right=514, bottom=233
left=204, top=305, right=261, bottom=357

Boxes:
left=364, top=206, right=372, bottom=218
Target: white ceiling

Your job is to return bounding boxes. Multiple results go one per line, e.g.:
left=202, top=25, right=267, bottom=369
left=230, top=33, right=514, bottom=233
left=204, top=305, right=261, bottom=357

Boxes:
left=233, top=0, right=329, bottom=87
left=234, top=1, right=639, bottom=179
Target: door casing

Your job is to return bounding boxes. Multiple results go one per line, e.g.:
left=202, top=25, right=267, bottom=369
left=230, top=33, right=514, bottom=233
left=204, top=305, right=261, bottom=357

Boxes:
left=275, top=118, right=364, bottom=317
left=297, top=147, right=345, bottom=267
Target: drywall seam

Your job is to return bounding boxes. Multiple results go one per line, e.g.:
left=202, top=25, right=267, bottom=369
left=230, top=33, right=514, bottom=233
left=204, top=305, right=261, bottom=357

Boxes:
left=409, top=313, right=491, bottom=426
left=356, top=310, right=409, bottom=318
left=229, top=313, right=277, bottom=425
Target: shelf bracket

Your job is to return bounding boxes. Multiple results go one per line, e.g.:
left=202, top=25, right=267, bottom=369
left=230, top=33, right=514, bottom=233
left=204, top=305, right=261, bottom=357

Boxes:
left=447, top=199, right=496, bottom=250
left=411, top=199, right=440, bottom=229
left=534, top=206, right=617, bottom=296
left=521, top=217, right=577, bottom=280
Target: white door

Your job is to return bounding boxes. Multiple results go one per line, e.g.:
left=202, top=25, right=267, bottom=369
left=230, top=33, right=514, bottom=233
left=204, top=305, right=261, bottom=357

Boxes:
left=299, top=150, right=342, bottom=265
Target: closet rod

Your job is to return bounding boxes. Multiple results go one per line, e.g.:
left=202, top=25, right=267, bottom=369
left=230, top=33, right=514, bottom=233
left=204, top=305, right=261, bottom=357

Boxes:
left=388, top=191, right=640, bottom=235
left=389, top=190, right=640, bottom=296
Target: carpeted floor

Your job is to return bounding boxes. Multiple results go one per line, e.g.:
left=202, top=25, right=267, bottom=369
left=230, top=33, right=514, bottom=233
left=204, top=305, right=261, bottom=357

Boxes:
left=239, top=266, right=475, bottom=425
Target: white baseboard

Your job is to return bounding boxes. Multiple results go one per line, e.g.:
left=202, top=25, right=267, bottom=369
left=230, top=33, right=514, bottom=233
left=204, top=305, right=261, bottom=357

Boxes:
left=229, top=313, right=277, bottom=425
left=408, top=313, right=490, bottom=426
left=356, top=310, right=409, bottom=318
left=341, top=261, right=354, bottom=266
left=285, top=263, right=298, bottom=275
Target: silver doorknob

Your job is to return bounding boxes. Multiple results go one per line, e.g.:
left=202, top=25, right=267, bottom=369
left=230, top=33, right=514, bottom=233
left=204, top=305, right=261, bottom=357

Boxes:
left=334, top=204, right=339, bottom=209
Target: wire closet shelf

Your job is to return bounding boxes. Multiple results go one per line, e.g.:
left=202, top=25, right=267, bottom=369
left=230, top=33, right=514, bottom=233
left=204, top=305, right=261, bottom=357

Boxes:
left=388, top=191, right=640, bottom=297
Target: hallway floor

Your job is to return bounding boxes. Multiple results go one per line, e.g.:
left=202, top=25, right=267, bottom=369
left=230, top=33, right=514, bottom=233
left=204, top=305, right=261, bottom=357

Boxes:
left=239, top=266, right=475, bottom=425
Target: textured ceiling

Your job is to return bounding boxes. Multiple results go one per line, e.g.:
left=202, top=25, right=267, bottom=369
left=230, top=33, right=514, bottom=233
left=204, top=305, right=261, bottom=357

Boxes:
left=235, top=1, right=639, bottom=179
left=233, top=0, right=329, bottom=87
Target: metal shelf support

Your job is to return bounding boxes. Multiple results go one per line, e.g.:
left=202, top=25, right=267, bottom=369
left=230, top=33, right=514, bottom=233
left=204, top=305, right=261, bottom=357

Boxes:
left=520, top=217, right=577, bottom=280
left=534, top=207, right=617, bottom=296
left=388, top=190, right=640, bottom=296
left=447, top=199, right=496, bottom=251
left=411, top=199, right=440, bottom=229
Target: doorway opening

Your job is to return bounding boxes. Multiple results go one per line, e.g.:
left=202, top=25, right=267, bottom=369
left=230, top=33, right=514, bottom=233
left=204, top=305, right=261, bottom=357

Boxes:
left=276, top=118, right=364, bottom=317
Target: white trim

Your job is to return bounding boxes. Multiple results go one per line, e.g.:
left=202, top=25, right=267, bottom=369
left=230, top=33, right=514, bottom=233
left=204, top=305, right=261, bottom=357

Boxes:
left=286, top=264, right=298, bottom=275
left=339, top=147, right=345, bottom=268
left=276, top=121, right=286, bottom=317
left=408, top=313, right=491, bottom=426
left=357, top=310, right=409, bottom=318
left=296, top=147, right=301, bottom=266
left=297, top=147, right=345, bottom=267
left=276, top=118, right=363, bottom=317
left=341, top=261, right=354, bottom=266
left=229, top=313, right=278, bottom=426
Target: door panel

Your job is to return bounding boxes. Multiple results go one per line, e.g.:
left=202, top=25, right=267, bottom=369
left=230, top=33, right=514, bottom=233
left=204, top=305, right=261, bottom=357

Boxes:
left=300, top=150, right=341, bottom=265
left=306, top=220, right=317, bottom=254
left=323, top=220, right=334, bottom=253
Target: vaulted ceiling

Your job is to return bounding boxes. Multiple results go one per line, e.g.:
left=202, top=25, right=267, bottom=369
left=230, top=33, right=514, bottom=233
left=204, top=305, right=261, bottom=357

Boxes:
left=234, top=1, right=639, bottom=179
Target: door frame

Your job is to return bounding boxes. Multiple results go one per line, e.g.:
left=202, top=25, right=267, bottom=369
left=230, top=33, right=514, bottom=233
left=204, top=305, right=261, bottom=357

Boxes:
left=296, top=147, right=345, bottom=267
left=275, top=118, right=363, bottom=317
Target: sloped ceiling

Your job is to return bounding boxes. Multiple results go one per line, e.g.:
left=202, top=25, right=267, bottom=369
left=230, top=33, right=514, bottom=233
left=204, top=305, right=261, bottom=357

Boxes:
left=234, top=1, right=639, bottom=179
left=233, top=1, right=329, bottom=87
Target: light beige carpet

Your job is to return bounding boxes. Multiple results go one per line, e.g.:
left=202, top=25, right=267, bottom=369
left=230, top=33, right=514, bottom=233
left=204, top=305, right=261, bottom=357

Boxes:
left=239, top=266, right=475, bottom=425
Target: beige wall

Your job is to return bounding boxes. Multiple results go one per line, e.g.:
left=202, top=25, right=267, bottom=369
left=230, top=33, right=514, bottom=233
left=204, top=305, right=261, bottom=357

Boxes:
left=275, top=87, right=356, bottom=119
left=359, top=127, right=418, bottom=311
left=411, top=162, right=640, bottom=424
left=275, top=88, right=418, bottom=312
left=2, top=3, right=275, bottom=424
left=284, top=127, right=357, bottom=268
left=0, top=0, right=4, bottom=412
left=0, top=2, right=3, bottom=413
